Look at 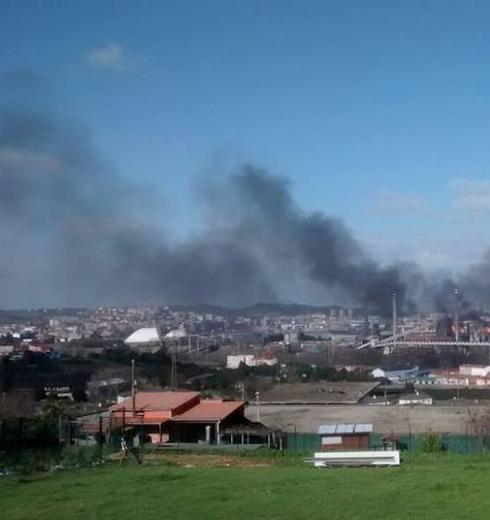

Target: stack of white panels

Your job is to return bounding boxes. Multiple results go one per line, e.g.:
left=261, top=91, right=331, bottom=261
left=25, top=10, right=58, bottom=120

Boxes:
left=306, top=450, right=400, bottom=467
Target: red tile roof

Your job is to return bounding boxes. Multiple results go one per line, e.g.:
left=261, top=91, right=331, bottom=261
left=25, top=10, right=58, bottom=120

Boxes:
left=115, top=416, right=171, bottom=426
left=111, top=391, right=199, bottom=412
left=173, top=400, right=245, bottom=422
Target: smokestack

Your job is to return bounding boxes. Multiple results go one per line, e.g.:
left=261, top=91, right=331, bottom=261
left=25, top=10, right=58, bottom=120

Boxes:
left=454, top=287, right=459, bottom=342
left=392, top=291, right=397, bottom=352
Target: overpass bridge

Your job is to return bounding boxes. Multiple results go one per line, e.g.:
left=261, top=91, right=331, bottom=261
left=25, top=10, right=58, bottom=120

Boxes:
left=357, top=327, right=490, bottom=350
left=358, top=338, right=490, bottom=350
left=357, top=289, right=490, bottom=350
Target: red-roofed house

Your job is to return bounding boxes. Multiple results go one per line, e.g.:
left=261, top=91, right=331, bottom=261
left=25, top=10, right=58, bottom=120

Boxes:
left=109, top=391, right=249, bottom=444
left=170, top=399, right=246, bottom=443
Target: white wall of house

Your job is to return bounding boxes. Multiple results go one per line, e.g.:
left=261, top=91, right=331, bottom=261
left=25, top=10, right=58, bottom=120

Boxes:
left=226, top=355, right=256, bottom=369
left=398, top=396, right=433, bottom=406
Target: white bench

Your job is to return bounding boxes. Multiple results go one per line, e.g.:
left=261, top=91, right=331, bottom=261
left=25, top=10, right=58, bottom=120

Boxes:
left=305, top=450, right=400, bottom=467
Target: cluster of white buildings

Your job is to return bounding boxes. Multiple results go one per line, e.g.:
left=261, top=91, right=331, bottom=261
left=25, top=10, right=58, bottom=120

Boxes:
left=226, top=354, right=278, bottom=369
left=415, top=365, right=490, bottom=388
left=371, top=364, right=490, bottom=388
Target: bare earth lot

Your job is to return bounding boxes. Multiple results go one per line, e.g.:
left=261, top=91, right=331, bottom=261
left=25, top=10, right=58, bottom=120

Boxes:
left=247, top=404, right=476, bottom=434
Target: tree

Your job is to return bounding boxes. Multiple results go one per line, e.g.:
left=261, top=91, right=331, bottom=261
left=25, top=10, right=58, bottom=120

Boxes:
left=419, top=430, right=445, bottom=453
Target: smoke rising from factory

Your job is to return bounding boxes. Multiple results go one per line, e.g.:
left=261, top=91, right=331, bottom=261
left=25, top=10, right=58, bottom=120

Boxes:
left=1, top=72, right=490, bottom=313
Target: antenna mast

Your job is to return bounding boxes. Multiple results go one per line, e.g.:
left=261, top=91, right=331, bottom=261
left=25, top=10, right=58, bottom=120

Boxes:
left=170, top=341, right=177, bottom=390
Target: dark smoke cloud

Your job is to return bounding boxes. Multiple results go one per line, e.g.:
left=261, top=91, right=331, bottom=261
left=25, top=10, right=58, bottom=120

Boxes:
left=112, top=166, right=410, bottom=313
left=1, top=71, right=489, bottom=313
left=0, top=82, right=278, bottom=308
left=460, top=250, right=490, bottom=310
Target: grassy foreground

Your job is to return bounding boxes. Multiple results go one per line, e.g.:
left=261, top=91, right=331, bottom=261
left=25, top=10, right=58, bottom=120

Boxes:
left=1, top=453, right=490, bottom=519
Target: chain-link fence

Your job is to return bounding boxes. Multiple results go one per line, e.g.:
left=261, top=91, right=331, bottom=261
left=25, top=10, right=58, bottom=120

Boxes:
left=284, top=431, right=490, bottom=454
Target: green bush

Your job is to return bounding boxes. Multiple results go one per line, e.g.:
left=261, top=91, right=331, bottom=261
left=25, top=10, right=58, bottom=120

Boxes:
left=0, top=449, right=59, bottom=476
left=17, top=451, right=52, bottom=475
left=0, top=445, right=107, bottom=476
left=60, top=445, right=102, bottom=467
left=419, top=431, right=445, bottom=453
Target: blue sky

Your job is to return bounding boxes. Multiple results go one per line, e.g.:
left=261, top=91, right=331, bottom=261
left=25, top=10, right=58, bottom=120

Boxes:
left=2, top=0, right=490, bottom=273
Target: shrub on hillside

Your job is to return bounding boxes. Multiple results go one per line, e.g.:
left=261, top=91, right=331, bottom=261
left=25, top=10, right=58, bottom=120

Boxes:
left=61, top=445, right=101, bottom=467
left=419, top=431, right=445, bottom=453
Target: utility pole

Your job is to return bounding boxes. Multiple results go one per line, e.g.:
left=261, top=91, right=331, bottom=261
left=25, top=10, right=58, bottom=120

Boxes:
left=454, top=287, right=460, bottom=342
left=131, top=358, right=136, bottom=416
left=170, top=341, right=177, bottom=390
left=165, top=328, right=186, bottom=390
left=255, top=391, right=261, bottom=423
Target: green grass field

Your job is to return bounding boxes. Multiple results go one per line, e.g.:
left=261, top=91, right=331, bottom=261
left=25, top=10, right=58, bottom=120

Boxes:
left=1, top=453, right=490, bottom=519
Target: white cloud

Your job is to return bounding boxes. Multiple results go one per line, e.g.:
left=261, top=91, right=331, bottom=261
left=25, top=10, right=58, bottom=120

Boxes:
left=85, top=43, right=128, bottom=71
left=371, top=188, right=431, bottom=216
left=450, top=178, right=490, bottom=214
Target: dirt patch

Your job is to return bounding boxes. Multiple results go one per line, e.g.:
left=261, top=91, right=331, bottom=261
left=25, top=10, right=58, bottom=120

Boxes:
left=247, top=404, right=473, bottom=434
left=141, top=452, right=273, bottom=468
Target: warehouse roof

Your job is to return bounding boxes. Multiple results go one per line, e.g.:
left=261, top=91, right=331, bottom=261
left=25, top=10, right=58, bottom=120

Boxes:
left=258, top=382, right=379, bottom=404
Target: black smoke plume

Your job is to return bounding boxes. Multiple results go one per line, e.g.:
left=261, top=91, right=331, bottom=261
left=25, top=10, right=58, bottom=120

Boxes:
left=0, top=72, right=488, bottom=313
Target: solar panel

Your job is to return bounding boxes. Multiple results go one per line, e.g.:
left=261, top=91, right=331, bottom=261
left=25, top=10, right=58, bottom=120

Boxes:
left=318, top=424, right=337, bottom=435
left=355, top=424, right=373, bottom=433
left=318, top=423, right=373, bottom=435
left=336, top=424, right=355, bottom=434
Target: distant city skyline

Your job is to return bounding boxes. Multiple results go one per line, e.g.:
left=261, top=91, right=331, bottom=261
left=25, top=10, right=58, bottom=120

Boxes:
left=2, top=1, right=490, bottom=307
